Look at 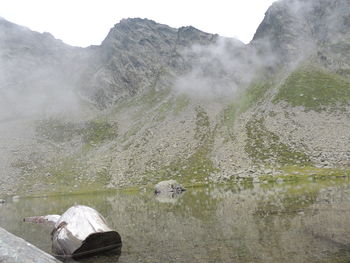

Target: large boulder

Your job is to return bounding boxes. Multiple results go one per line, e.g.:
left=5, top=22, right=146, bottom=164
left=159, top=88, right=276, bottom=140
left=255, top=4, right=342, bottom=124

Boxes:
left=52, top=205, right=122, bottom=258
left=154, top=180, right=185, bottom=194
left=0, top=227, right=61, bottom=263
left=24, top=205, right=122, bottom=259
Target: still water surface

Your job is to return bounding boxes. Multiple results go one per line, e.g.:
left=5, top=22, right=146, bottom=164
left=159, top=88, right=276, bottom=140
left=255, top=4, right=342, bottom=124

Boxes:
left=1, top=179, right=350, bottom=263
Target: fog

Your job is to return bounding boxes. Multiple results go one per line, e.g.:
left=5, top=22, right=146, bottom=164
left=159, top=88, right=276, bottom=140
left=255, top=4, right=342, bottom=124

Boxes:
left=0, top=18, right=90, bottom=122
left=0, top=70, right=81, bottom=121
left=173, top=0, right=350, bottom=101
left=1, top=0, right=348, bottom=119
left=173, top=36, right=277, bottom=100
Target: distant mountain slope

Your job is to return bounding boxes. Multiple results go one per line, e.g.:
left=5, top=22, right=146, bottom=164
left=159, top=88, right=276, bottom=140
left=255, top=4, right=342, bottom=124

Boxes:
left=0, top=0, right=349, bottom=195
left=0, top=18, right=88, bottom=118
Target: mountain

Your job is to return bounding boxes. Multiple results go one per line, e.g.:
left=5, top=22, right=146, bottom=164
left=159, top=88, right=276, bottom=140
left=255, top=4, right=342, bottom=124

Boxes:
left=78, top=18, right=223, bottom=107
left=0, top=0, right=349, bottom=196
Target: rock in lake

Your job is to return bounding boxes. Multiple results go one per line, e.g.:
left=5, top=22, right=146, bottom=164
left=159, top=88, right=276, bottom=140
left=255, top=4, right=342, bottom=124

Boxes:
left=24, top=205, right=122, bottom=259
left=0, top=227, right=61, bottom=263
left=154, top=180, right=185, bottom=194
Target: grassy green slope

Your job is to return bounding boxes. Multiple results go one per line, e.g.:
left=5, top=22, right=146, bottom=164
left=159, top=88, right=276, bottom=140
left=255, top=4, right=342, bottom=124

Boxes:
left=273, top=66, right=350, bottom=111
left=14, top=61, right=350, bottom=196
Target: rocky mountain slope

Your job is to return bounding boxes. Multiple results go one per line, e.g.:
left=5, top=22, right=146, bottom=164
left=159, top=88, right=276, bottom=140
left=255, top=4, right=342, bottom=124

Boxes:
left=0, top=0, right=349, bottom=195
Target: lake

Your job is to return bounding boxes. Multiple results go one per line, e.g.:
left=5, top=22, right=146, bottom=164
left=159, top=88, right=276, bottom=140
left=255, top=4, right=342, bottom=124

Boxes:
left=1, top=178, right=350, bottom=263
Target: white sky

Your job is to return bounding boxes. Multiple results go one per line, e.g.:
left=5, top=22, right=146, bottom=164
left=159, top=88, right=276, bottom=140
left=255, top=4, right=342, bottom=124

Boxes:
left=0, top=0, right=278, bottom=47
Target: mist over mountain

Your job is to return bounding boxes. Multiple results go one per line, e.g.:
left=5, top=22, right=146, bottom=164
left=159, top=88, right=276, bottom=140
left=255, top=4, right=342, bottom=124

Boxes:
left=0, top=0, right=349, bottom=195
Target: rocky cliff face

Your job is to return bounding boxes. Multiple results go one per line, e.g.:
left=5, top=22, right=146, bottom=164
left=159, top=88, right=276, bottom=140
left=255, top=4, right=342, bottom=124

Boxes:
left=78, top=18, right=221, bottom=107
left=0, top=0, right=349, bottom=195
left=252, top=0, right=350, bottom=73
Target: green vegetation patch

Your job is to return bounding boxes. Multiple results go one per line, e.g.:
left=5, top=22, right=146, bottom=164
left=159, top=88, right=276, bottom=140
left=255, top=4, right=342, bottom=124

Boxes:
left=148, top=106, right=218, bottom=186
left=36, top=117, right=118, bottom=147
left=82, top=119, right=118, bottom=146
left=167, top=143, right=217, bottom=185
left=221, top=103, right=238, bottom=128
left=273, top=66, right=350, bottom=111
left=279, top=166, right=350, bottom=179
left=31, top=154, right=112, bottom=194
left=140, top=86, right=170, bottom=109
left=216, top=81, right=272, bottom=142
left=239, top=82, right=271, bottom=113
left=130, top=87, right=171, bottom=121
left=219, top=103, right=238, bottom=142
left=29, top=117, right=118, bottom=194
left=245, top=118, right=311, bottom=166
left=255, top=167, right=349, bottom=188
left=173, top=94, right=190, bottom=115
left=35, top=118, right=82, bottom=142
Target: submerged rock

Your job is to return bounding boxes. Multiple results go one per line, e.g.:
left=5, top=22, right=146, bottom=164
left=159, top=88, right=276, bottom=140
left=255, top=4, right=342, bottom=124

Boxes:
left=154, top=180, right=185, bottom=194
left=0, top=199, right=5, bottom=204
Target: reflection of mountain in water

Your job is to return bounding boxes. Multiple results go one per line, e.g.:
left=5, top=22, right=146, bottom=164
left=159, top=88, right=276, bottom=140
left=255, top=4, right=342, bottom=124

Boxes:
left=2, top=181, right=350, bottom=262
left=155, top=192, right=184, bottom=204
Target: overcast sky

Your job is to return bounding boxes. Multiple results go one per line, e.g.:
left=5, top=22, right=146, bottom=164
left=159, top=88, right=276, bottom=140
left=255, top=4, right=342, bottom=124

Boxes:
left=0, top=0, right=278, bottom=47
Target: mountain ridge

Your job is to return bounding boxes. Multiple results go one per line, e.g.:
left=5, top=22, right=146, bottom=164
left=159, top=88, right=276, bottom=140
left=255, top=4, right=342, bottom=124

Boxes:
left=0, top=0, right=349, bottom=196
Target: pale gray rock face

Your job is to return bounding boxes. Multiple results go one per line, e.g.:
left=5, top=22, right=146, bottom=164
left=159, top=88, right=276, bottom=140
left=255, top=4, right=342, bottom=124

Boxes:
left=0, top=17, right=227, bottom=110
left=79, top=18, right=221, bottom=107
left=252, top=0, right=350, bottom=65
left=154, top=180, right=185, bottom=194
left=252, top=0, right=313, bottom=62
left=0, top=227, right=61, bottom=263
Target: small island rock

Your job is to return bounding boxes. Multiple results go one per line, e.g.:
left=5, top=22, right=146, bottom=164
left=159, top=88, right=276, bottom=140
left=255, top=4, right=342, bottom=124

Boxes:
left=154, top=180, right=185, bottom=194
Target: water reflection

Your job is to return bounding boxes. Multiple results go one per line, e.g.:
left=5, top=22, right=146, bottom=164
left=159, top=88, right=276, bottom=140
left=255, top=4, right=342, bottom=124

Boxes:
left=1, top=179, right=350, bottom=262
left=155, top=192, right=184, bottom=204
left=58, top=248, right=121, bottom=263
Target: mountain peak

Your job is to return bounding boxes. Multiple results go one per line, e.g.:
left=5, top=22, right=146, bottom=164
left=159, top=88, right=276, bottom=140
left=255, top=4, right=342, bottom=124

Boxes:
left=118, top=17, right=157, bottom=25
left=252, top=0, right=350, bottom=62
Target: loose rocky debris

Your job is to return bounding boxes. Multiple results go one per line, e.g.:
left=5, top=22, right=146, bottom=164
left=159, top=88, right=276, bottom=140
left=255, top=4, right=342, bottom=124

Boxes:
left=1, top=0, right=350, bottom=195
